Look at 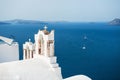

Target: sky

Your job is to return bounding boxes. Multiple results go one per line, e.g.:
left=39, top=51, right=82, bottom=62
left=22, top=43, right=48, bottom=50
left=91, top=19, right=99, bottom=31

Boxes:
left=0, top=0, right=120, bottom=22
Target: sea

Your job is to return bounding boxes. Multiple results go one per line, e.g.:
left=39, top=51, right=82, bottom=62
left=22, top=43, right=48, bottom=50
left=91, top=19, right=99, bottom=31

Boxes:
left=0, top=22, right=120, bottom=80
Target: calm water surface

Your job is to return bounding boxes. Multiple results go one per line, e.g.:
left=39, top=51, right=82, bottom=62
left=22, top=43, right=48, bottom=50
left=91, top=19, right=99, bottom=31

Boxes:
left=0, top=22, right=120, bottom=80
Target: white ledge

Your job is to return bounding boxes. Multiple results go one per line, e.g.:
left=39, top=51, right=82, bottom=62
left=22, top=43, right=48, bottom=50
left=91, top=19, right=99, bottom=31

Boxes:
left=0, top=36, right=13, bottom=45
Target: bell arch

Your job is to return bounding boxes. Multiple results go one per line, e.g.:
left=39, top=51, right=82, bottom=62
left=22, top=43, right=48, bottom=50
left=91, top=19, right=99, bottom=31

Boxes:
left=37, top=34, right=44, bottom=55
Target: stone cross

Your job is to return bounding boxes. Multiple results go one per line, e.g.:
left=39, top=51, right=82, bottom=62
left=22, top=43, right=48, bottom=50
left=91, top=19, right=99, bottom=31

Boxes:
left=44, top=25, right=47, bottom=30
left=29, top=38, right=31, bottom=42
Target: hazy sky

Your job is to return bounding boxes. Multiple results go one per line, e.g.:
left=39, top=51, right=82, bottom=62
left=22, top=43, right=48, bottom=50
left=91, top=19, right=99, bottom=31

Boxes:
left=0, top=0, right=120, bottom=22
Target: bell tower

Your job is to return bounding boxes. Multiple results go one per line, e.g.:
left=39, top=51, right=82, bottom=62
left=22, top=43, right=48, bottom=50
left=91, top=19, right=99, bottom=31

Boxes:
left=23, top=26, right=55, bottom=58
left=34, top=26, right=55, bottom=57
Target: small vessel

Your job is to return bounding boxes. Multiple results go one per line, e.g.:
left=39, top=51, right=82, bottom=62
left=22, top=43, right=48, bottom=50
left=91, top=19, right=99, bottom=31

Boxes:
left=82, top=44, right=86, bottom=50
left=82, top=46, right=86, bottom=50
left=84, top=35, right=87, bottom=40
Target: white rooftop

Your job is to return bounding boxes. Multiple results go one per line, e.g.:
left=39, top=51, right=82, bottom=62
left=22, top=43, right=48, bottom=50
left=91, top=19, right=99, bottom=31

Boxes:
left=0, top=36, right=13, bottom=45
left=64, top=75, right=92, bottom=80
left=0, top=56, right=61, bottom=80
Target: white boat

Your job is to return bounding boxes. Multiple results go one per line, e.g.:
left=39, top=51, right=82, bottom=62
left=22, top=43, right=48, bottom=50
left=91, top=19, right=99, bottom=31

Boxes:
left=82, top=46, right=86, bottom=49
left=84, top=35, right=87, bottom=40
left=82, top=44, right=86, bottom=50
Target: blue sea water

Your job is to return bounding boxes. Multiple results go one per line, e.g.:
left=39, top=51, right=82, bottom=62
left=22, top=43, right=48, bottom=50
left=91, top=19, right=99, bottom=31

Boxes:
left=0, top=22, right=120, bottom=80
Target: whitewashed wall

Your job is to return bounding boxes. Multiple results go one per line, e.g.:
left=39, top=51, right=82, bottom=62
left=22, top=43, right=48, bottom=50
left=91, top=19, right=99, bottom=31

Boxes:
left=0, top=42, right=19, bottom=63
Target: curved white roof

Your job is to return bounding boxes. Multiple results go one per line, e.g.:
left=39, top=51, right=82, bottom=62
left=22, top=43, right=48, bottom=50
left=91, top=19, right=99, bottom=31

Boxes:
left=0, top=36, right=13, bottom=45
left=64, top=75, right=92, bottom=80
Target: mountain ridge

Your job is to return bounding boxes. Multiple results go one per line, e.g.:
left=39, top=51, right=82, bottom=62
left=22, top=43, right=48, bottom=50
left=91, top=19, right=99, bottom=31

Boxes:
left=0, top=19, right=47, bottom=25
left=109, top=18, right=120, bottom=26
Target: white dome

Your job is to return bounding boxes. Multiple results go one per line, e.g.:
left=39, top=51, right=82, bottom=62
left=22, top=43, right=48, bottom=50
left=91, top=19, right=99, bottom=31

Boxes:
left=64, top=75, right=92, bottom=80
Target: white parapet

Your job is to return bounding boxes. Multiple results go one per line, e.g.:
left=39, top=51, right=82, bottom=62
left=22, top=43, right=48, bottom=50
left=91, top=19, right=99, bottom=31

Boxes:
left=0, top=36, right=13, bottom=45
left=53, top=67, right=62, bottom=80
left=45, top=56, right=62, bottom=80
left=0, top=42, right=19, bottom=63
left=47, top=56, right=57, bottom=64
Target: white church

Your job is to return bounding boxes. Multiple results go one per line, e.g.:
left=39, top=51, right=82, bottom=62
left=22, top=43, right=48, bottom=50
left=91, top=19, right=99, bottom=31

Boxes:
left=23, top=26, right=55, bottom=59
left=0, top=26, right=91, bottom=80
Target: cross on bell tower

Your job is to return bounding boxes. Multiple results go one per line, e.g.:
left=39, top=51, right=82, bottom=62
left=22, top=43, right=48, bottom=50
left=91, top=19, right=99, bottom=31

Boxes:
left=44, top=25, right=47, bottom=30
left=29, top=38, right=31, bottom=42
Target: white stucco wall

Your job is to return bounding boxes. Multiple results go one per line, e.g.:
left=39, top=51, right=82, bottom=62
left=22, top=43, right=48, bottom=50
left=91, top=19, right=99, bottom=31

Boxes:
left=0, top=56, right=62, bottom=80
left=0, top=42, right=19, bottom=63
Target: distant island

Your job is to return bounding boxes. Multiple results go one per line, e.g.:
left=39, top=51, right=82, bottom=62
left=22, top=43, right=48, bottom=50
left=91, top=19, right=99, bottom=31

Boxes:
left=0, top=19, right=71, bottom=25
left=0, top=19, right=47, bottom=25
left=109, top=18, right=120, bottom=26
left=1, top=19, right=120, bottom=26
left=0, top=22, right=10, bottom=25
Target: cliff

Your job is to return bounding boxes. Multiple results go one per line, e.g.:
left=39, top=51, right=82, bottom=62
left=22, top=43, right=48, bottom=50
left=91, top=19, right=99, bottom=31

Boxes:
left=109, top=18, right=120, bottom=26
